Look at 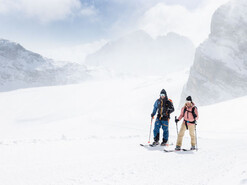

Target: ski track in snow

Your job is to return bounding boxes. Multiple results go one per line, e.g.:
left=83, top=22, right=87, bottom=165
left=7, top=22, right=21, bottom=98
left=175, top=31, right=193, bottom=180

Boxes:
left=0, top=73, right=247, bottom=185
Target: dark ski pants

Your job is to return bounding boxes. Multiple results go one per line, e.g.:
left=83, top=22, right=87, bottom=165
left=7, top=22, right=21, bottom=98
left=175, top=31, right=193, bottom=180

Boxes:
left=153, top=119, right=169, bottom=141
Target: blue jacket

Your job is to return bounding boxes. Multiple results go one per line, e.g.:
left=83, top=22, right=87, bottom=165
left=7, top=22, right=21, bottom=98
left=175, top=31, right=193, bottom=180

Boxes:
left=152, top=98, right=174, bottom=120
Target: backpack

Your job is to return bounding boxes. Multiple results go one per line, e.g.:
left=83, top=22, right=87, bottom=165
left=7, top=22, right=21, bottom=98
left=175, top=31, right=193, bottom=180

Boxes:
left=183, top=106, right=197, bottom=120
left=157, top=98, right=174, bottom=120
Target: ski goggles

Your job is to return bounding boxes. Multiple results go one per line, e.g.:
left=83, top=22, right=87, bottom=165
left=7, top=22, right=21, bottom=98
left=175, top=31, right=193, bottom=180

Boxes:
left=160, top=93, right=166, bottom=97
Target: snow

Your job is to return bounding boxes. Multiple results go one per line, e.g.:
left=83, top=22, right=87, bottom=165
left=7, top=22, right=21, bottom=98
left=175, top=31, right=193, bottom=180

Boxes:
left=0, top=39, right=90, bottom=92
left=181, top=0, right=247, bottom=106
left=1, top=1, right=247, bottom=184
left=0, top=69, right=246, bottom=185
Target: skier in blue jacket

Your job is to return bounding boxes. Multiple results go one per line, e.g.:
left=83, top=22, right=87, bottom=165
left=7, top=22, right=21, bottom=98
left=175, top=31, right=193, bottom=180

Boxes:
left=151, top=89, right=174, bottom=146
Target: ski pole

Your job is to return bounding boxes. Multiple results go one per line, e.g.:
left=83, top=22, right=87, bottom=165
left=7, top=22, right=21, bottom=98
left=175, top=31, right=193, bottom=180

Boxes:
left=195, top=122, right=198, bottom=151
left=175, top=116, right=178, bottom=136
left=148, top=117, right=154, bottom=143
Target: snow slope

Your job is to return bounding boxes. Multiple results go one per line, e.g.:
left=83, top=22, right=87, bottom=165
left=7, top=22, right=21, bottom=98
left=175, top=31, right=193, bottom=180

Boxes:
left=0, top=70, right=246, bottom=185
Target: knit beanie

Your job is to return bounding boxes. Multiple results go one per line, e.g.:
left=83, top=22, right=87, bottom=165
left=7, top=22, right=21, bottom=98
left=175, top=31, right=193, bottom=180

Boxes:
left=186, top=96, right=192, bottom=102
left=160, top=89, right=167, bottom=96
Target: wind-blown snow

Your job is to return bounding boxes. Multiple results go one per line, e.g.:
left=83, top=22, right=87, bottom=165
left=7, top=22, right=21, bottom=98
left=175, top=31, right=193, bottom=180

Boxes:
left=0, top=69, right=246, bottom=185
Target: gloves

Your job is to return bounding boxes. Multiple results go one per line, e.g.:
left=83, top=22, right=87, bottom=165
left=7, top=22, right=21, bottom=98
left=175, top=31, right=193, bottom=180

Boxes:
left=151, top=113, right=155, bottom=118
left=175, top=118, right=179, bottom=123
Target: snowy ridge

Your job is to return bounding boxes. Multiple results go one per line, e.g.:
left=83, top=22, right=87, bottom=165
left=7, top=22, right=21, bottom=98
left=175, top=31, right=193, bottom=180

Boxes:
left=0, top=39, right=90, bottom=91
left=181, top=0, right=247, bottom=106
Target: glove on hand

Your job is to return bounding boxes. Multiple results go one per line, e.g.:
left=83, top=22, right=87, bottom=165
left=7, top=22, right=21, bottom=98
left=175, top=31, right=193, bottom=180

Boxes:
left=151, top=113, right=155, bottom=118
left=175, top=118, right=179, bottom=123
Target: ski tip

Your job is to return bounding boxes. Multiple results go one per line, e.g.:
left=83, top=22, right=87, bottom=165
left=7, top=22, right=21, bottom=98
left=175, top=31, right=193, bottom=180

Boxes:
left=164, top=149, right=175, bottom=152
left=182, top=148, right=198, bottom=151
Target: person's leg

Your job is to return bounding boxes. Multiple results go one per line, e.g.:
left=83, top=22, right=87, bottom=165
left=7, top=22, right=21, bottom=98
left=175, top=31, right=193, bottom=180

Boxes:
left=188, top=123, right=196, bottom=148
left=161, top=120, right=169, bottom=144
left=153, top=119, right=161, bottom=142
left=176, top=122, right=186, bottom=147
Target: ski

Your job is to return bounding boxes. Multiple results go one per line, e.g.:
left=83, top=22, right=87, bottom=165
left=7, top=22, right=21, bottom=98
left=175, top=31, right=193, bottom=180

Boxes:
left=140, top=143, right=159, bottom=147
left=182, top=148, right=198, bottom=151
left=140, top=143, right=173, bottom=147
left=182, top=149, right=192, bottom=151
left=140, top=144, right=148, bottom=147
left=164, top=149, right=177, bottom=152
left=149, top=143, right=158, bottom=147
left=164, top=148, right=197, bottom=152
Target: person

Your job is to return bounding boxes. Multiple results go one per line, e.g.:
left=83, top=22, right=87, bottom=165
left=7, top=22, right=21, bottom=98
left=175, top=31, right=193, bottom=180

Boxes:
left=151, top=89, right=174, bottom=146
left=175, top=96, right=199, bottom=150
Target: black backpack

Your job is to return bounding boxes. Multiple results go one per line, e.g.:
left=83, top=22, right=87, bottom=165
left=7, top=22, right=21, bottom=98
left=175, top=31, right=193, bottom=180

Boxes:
left=183, top=106, right=197, bottom=120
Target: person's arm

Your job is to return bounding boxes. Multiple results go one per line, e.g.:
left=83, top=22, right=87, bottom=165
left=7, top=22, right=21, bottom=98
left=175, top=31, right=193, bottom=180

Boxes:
left=151, top=100, right=159, bottom=117
left=178, top=107, right=185, bottom=121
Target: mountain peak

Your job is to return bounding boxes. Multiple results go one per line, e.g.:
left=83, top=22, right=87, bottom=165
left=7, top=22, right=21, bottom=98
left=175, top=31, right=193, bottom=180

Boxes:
left=0, top=39, right=25, bottom=51
left=85, top=30, right=195, bottom=75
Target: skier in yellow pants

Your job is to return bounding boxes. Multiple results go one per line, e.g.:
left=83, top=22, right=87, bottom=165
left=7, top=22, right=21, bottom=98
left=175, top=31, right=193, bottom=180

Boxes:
left=175, top=96, right=199, bottom=150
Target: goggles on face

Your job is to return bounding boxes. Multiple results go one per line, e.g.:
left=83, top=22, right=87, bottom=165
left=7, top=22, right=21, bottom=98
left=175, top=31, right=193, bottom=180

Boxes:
left=160, top=93, right=166, bottom=97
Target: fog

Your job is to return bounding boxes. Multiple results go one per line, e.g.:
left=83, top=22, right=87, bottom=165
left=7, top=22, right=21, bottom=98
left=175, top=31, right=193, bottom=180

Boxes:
left=85, top=30, right=195, bottom=76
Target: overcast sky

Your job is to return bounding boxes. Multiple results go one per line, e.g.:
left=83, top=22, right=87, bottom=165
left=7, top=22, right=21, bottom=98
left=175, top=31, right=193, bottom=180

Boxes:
left=0, top=0, right=230, bottom=62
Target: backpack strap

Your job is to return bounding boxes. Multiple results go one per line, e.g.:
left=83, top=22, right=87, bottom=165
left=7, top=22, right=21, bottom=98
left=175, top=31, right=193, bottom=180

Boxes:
left=183, top=107, right=187, bottom=117
left=159, top=99, right=163, bottom=120
left=192, top=106, right=197, bottom=119
left=183, top=106, right=197, bottom=120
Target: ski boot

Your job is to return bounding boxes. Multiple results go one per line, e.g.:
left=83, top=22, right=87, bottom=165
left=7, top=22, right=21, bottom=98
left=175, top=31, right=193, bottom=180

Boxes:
left=190, top=146, right=196, bottom=150
left=151, top=141, right=159, bottom=146
left=175, top=145, right=181, bottom=151
left=150, top=134, right=160, bottom=146
left=160, top=139, right=168, bottom=146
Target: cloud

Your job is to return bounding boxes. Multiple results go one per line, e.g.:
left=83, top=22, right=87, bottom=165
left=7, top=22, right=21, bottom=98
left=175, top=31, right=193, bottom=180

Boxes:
left=0, top=0, right=97, bottom=23
left=138, top=0, right=230, bottom=46
left=0, top=1, right=17, bottom=13
left=80, top=6, right=98, bottom=17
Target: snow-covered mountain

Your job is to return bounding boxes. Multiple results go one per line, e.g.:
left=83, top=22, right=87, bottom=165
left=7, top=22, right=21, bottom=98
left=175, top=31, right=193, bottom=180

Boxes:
left=0, top=39, right=90, bottom=91
left=85, top=30, right=195, bottom=76
left=181, top=0, right=247, bottom=106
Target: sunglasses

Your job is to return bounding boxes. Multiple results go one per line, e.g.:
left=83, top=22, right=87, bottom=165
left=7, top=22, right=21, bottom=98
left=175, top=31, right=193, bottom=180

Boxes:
left=160, top=93, right=166, bottom=97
